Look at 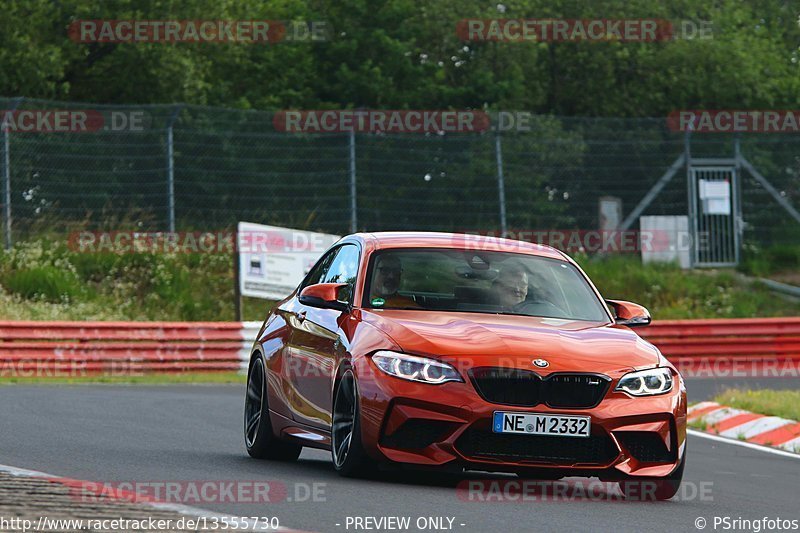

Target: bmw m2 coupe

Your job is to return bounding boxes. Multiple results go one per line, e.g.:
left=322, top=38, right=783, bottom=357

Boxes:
left=244, top=232, right=686, bottom=500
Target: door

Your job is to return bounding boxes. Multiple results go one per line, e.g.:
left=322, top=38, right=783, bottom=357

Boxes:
left=689, top=166, right=741, bottom=267
left=285, top=244, right=360, bottom=429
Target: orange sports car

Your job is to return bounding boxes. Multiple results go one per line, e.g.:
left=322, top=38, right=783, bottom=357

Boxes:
left=244, top=232, right=686, bottom=500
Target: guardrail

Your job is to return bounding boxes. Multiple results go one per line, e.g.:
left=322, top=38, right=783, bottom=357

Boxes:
left=0, top=318, right=797, bottom=377
left=637, top=317, right=800, bottom=376
left=0, top=321, right=262, bottom=376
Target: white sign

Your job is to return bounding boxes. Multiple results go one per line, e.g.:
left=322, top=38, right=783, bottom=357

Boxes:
left=599, top=196, right=622, bottom=230
left=237, top=222, right=340, bottom=300
left=699, top=179, right=731, bottom=215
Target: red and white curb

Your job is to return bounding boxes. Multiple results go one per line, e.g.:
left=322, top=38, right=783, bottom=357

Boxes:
left=688, top=402, right=800, bottom=453
left=0, top=463, right=306, bottom=532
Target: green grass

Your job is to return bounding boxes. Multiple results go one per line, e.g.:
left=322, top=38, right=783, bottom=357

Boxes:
left=2, top=266, right=87, bottom=302
left=578, top=254, right=800, bottom=319
left=0, top=239, right=275, bottom=321
left=712, top=388, right=800, bottom=421
left=687, top=418, right=708, bottom=430
left=0, top=238, right=798, bottom=321
left=738, top=244, right=800, bottom=278
left=0, top=371, right=246, bottom=385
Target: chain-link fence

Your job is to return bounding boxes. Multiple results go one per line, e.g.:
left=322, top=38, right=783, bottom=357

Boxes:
left=1, top=97, right=798, bottom=252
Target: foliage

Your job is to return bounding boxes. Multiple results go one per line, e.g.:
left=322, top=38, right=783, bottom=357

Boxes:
left=739, top=244, right=800, bottom=277
left=578, top=253, right=800, bottom=319
left=0, top=238, right=797, bottom=321
left=0, top=0, right=798, bottom=116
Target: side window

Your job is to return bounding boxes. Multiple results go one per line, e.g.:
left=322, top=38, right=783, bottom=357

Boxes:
left=300, top=248, right=338, bottom=290
left=321, top=245, right=360, bottom=302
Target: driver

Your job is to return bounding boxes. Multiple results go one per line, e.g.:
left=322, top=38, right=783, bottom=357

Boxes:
left=369, top=255, right=420, bottom=308
left=491, top=262, right=564, bottom=316
left=492, top=262, right=529, bottom=309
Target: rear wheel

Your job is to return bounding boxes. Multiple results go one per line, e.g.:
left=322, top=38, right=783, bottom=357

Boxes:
left=244, top=356, right=302, bottom=461
left=331, top=369, right=372, bottom=477
left=618, top=450, right=685, bottom=501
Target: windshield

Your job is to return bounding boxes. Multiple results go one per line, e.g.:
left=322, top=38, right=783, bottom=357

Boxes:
left=363, top=248, right=609, bottom=322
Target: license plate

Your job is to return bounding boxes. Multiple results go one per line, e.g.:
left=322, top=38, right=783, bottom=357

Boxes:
left=493, top=411, right=591, bottom=438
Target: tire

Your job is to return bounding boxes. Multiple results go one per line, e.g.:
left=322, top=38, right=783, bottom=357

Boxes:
left=331, top=369, right=372, bottom=477
left=244, top=356, right=302, bottom=461
left=618, top=448, right=686, bottom=501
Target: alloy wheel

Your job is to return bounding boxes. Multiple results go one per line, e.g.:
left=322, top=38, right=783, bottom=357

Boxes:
left=244, top=358, right=265, bottom=447
left=332, top=371, right=357, bottom=468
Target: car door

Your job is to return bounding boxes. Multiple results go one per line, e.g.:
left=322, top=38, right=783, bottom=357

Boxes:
left=270, top=247, right=337, bottom=421
left=285, top=244, right=360, bottom=429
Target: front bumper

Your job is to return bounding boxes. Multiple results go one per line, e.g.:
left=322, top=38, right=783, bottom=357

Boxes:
left=355, top=358, right=687, bottom=479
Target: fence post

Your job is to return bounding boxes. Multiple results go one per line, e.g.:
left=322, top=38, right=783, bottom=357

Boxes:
left=495, top=133, right=508, bottom=237
left=733, top=134, right=743, bottom=265
left=349, top=130, right=357, bottom=233
left=685, top=129, right=695, bottom=267
left=166, top=105, right=183, bottom=233
left=2, top=97, right=23, bottom=249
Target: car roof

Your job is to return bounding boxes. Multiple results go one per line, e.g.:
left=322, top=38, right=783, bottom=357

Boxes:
left=348, top=231, right=568, bottom=261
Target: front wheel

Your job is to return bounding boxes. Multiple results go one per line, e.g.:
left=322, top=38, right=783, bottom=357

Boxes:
left=331, top=369, right=372, bottom=477
left=244, top=356, right=302, bottom=461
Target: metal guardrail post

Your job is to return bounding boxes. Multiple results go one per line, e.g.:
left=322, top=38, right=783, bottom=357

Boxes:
left=733, top=135, right=743, bottom=265
left=2, top=97, right=23, bottom=249
left=684, top=129, right=695, bottom=268
left=495, top=133, right=507, bottom=238
left=349, top=130, right=357, bottom=233
left=166, top=105, right=183, bottom=233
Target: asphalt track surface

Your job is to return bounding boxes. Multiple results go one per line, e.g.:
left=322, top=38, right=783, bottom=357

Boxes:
left=1, top=379, right=799, bottom=533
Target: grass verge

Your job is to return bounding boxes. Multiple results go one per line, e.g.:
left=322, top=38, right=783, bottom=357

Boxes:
left=711, top=388, right=800, bottom=421
left=578, top=254, right=800, bottom=319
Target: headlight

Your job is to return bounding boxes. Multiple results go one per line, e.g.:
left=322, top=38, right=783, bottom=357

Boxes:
left=615, top=367, right=673, bottom=396
left=372, top=351, right=463, bottom=384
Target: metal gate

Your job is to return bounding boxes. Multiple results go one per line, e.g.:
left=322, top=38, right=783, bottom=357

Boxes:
left=688, top=163, right=741, bottom=267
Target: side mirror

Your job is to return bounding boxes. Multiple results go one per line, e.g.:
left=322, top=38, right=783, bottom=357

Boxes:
left=299, top=283, right=351, bottom=312
left=605, top=299, right=651, bottom=327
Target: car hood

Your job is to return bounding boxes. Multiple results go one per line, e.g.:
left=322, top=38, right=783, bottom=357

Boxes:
left=361, top=309, right=660, bottom=374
